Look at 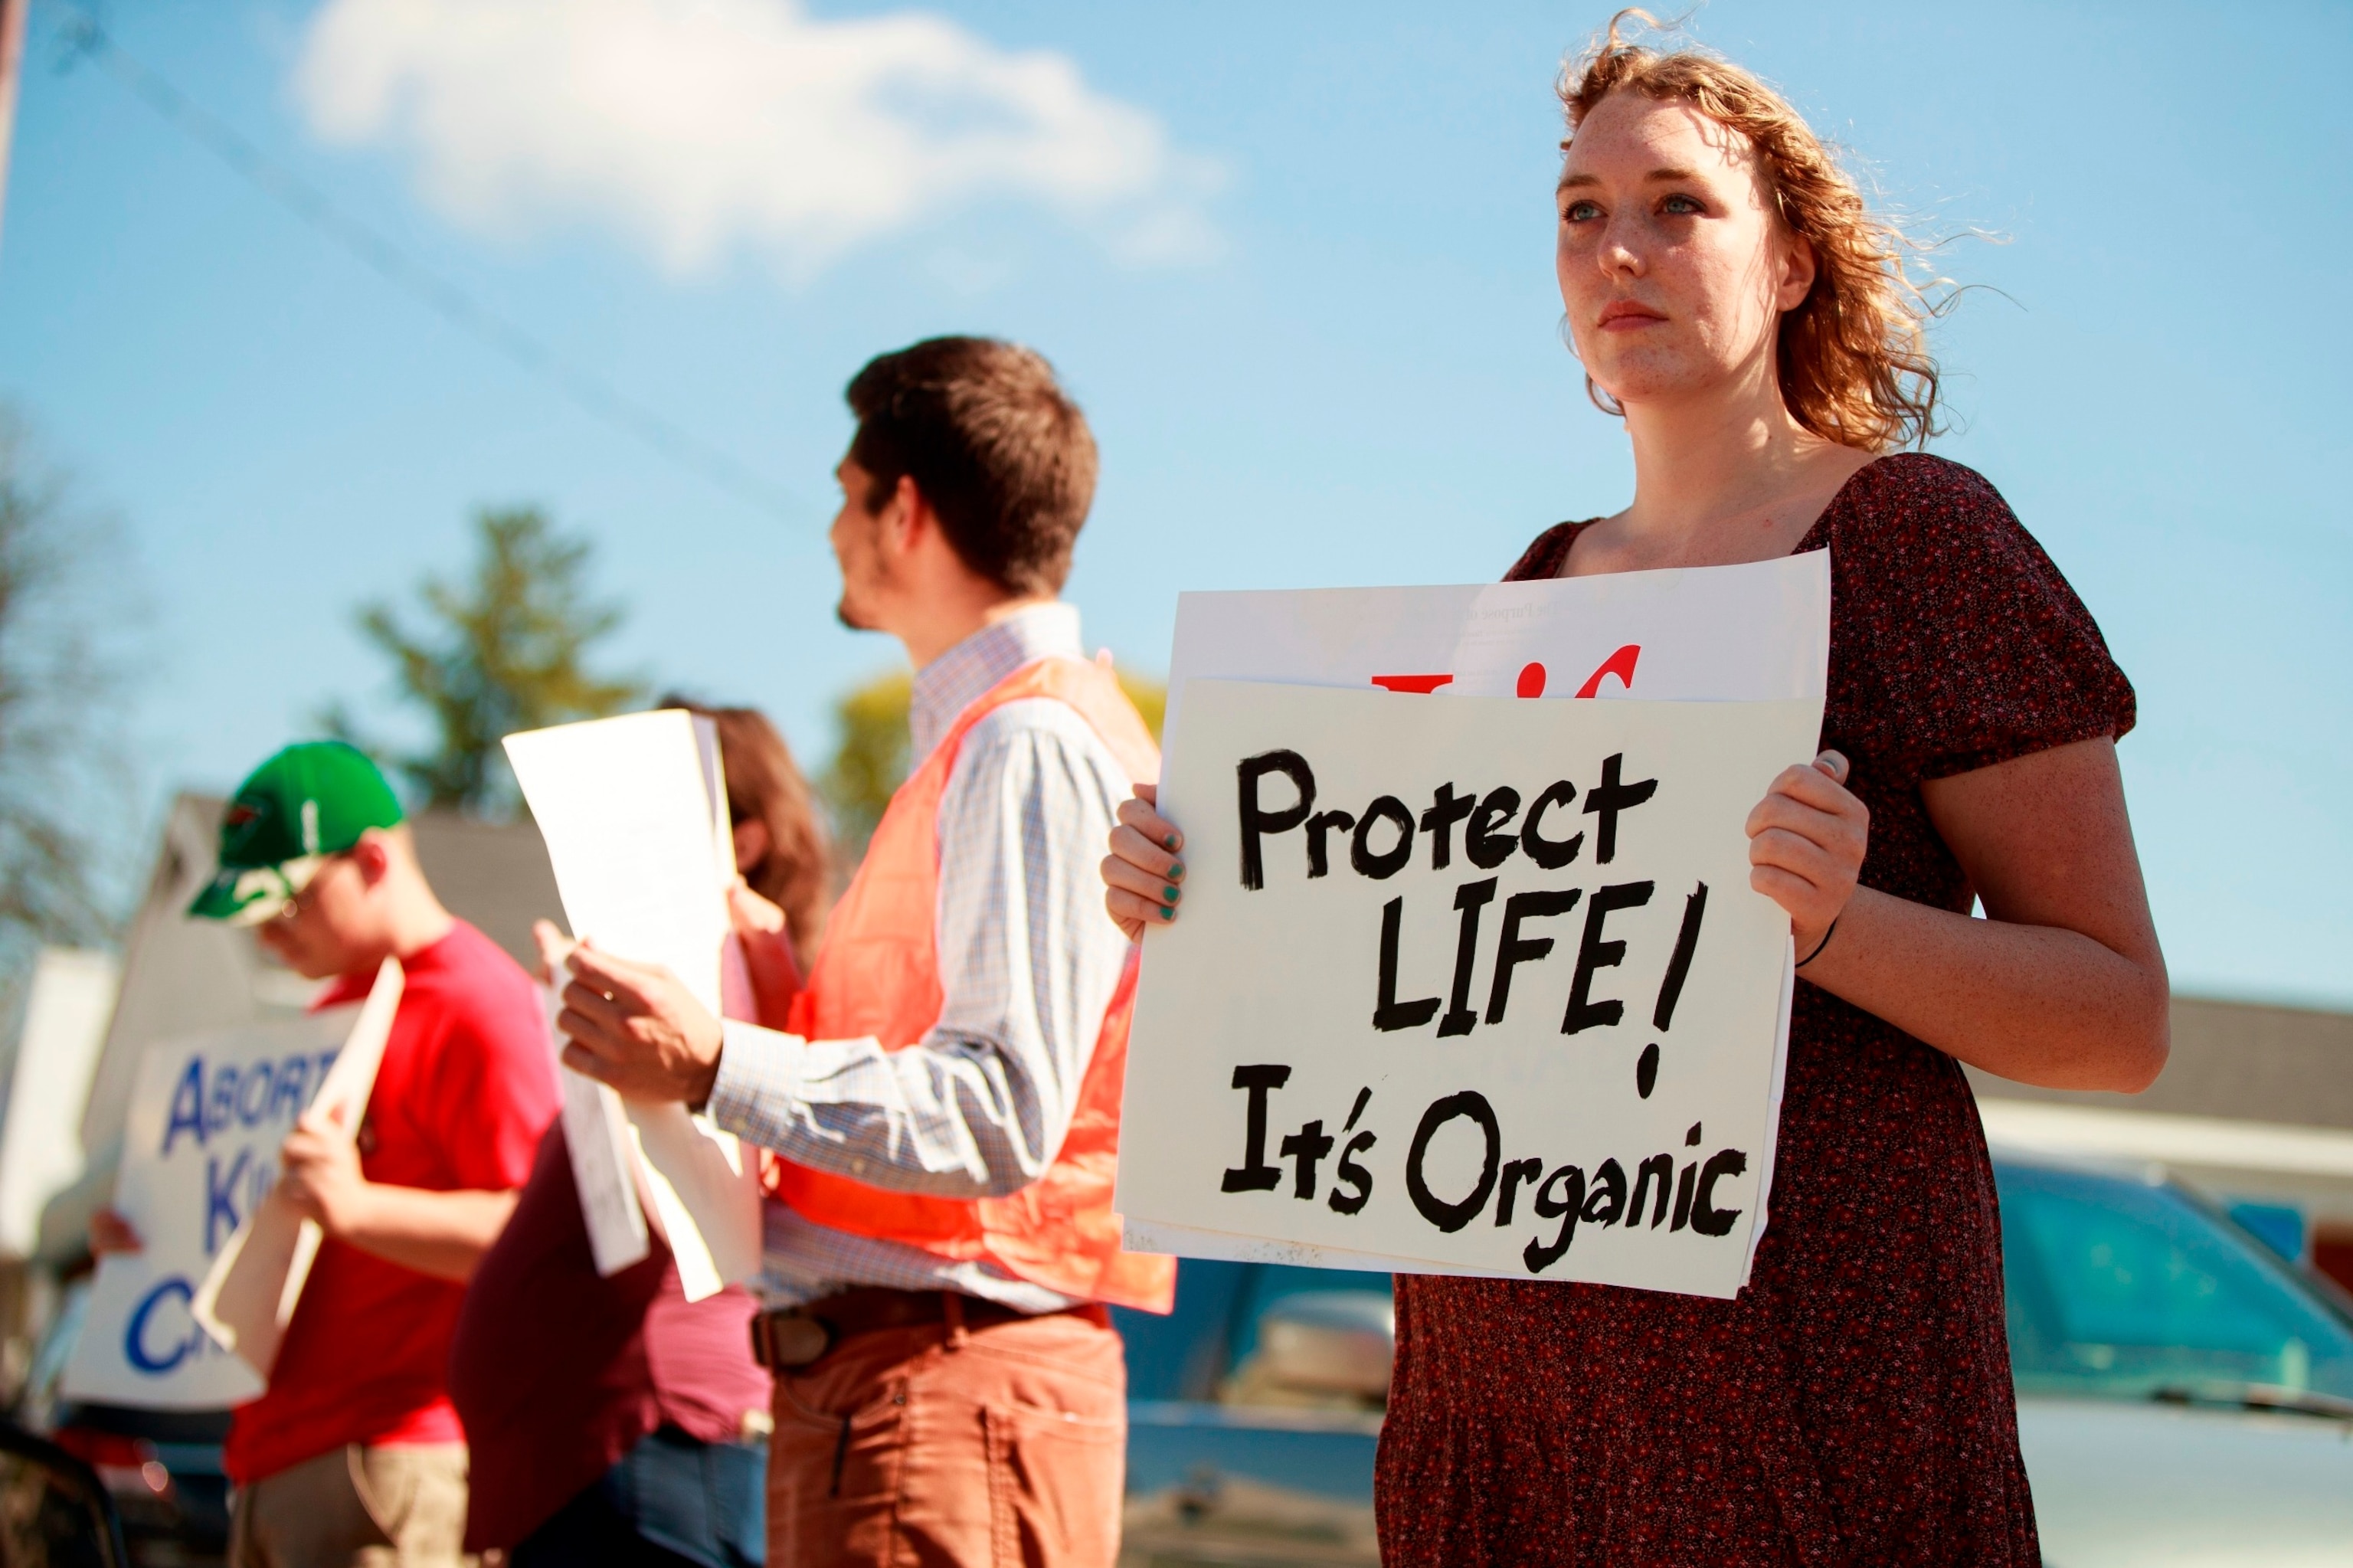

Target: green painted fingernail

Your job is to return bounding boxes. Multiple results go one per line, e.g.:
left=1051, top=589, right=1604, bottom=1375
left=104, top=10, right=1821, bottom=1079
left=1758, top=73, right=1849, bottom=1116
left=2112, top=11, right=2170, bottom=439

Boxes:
left=1163, top=885, right=1181, bottom=902
left=1160, top=905, right=1176, bottom=920
left=1168, top=860, right=1185, bottom=880
left=1163, top=836, right=1179, bottom=850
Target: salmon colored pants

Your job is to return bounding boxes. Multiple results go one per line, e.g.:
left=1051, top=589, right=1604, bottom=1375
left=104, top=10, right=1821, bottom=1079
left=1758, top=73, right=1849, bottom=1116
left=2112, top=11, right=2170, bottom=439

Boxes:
left=766, top=1304, right=1127, bottom=1568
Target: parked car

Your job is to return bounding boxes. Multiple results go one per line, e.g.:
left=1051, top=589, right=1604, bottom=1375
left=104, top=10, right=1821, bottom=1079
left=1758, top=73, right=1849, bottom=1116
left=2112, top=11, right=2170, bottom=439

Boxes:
left=0, top=1418, right=132, bottom=1567
left=2001, top=1154, right=2353, bottom=1568
left=27, top=1147, right=2353, bottom=1567
left=1112, top=1148, right=2353, bottom=1567
left=15, top=1283, right=230, bottom=1568
left=1119, top=1263, right=1388, bottom=1566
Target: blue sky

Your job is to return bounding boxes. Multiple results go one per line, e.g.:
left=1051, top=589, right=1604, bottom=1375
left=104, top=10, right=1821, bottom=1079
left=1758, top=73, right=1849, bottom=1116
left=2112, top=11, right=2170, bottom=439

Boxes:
left=2, top=0, right=2348, bottom=1007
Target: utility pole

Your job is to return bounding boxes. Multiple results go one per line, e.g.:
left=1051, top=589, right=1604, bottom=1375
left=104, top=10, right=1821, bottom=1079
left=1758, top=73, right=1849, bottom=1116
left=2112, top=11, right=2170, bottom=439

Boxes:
left=0, top=0, right=25, bottom=252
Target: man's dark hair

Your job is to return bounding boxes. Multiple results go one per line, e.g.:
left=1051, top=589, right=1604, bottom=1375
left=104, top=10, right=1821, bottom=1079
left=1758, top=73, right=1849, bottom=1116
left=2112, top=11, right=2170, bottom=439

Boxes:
left=845, top=337, right=1098, bottom=597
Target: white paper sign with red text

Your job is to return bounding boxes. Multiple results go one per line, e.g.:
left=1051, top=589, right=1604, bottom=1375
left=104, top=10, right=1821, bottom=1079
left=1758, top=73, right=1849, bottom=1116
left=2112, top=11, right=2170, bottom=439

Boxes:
left=1160, top=552, right=1828, bottom=735
left=1124, top=557, right=1829, bottom=1292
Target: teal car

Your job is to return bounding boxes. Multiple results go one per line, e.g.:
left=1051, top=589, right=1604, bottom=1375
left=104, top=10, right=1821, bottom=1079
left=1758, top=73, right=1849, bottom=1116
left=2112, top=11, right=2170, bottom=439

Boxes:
left=1114, top=1151, right=2353, bottom=1567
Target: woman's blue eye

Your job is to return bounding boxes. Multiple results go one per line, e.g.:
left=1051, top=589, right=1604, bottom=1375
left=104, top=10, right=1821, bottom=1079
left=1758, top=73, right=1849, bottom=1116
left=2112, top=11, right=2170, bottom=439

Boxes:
left=1563, top=199, right=1602, bottom=222
left=1661, top=193, right=1703, bottom=215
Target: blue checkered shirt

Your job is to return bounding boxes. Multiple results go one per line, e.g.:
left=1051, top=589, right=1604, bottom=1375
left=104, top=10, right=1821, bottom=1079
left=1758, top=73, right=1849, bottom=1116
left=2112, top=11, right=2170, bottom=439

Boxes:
left=707, top=604, right=1137, bottom=1310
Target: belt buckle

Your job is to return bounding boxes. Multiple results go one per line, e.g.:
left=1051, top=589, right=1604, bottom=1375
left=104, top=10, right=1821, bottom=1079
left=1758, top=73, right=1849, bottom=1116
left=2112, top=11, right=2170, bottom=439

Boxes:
left=756, top=1309, right=834, bottom=1370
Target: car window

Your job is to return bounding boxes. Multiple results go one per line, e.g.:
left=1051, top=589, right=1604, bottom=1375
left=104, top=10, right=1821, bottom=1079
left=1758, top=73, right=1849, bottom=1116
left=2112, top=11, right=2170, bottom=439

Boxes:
left=1113, top=1259, right=1254, bottom=1403
left=1224, top=1268, right=1392, bottom=1364
left=1114, top=1262, right=1398, bottom=1407
left=1217, top=1266, right=1394, bottom=1412
left=1997, top=1160, right=2353, bottom=1402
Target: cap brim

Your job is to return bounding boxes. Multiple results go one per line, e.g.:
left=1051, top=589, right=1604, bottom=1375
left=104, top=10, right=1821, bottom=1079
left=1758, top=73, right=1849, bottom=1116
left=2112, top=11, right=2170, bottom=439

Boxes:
left=188, top=869, right=278, bottom=925
left=186, top=857, right=322, bottom=925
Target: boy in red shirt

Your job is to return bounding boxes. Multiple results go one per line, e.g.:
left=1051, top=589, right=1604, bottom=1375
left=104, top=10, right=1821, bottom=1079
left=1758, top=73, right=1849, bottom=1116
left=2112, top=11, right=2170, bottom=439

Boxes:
left=187, top=742, right=558, bottom=1567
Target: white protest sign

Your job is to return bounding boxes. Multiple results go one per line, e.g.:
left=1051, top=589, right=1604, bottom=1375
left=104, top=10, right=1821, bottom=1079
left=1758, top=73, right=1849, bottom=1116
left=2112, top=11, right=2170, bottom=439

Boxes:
left=190, top=959, right=403, bottom=1378
left=1140, top=558, right=1829, bottom=1275
left=1118, top=681, right=1821, bottom=1299
left=1162, top=552, right=1829, bottom=737
left=61, top=1003, right=363, bottom=1407
left=504, top=710, right=762, bottom=1299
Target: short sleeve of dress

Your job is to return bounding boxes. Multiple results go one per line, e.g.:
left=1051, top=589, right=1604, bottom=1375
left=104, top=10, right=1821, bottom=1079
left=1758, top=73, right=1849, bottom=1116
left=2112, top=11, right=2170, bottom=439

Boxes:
left=1832, top=453, right=2135, bottom=781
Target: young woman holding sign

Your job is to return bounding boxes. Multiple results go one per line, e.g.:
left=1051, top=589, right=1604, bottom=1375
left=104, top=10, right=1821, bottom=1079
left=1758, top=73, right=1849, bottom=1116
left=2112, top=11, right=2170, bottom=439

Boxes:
left=1103, top=15, right=2166, bottom=1565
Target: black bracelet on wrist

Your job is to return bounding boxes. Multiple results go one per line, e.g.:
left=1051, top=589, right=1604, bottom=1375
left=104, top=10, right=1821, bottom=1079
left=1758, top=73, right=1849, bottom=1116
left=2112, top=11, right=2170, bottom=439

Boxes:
left=1795, top=916, right=1841, bottom=970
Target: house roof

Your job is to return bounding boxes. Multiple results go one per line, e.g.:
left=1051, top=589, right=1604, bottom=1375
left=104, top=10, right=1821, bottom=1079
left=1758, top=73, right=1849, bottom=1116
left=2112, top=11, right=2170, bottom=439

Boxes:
left=65, top=794, right=564, bottom=1206
left=1966, top=996, right=2353, bottom=1134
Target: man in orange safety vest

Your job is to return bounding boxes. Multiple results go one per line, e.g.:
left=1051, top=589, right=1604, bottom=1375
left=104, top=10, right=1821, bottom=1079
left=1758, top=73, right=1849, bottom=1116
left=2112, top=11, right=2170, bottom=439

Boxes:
left=548, top=336, right=1173, bottom=1568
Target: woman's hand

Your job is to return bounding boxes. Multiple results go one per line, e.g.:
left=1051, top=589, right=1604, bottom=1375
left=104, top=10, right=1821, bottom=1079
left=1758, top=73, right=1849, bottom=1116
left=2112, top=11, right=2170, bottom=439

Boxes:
left=727, top=881, right=787, bottom=936
left=1745, top=750, right=1867, bottom=955
left=89, top=1208, right=142, bottom=1257
left=728, top=881, right=802, bottom=1028
left=1101, top=784, right=1187, bottom=943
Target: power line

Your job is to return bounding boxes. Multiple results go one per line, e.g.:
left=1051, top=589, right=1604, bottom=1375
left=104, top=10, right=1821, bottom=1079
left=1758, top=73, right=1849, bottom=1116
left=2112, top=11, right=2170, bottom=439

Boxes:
left=42, top=0, right=807, bottom=522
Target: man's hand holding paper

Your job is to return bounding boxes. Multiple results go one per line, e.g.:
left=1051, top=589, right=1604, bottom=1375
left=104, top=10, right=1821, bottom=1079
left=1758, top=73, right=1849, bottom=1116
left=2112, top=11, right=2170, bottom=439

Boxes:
left=546, top=935, right=727, bottom=1109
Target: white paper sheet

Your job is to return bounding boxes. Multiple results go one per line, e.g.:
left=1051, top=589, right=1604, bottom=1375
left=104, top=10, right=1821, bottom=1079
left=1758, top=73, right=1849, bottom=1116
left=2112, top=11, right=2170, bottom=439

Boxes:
left=504, top=711, right=762, bottom=1297
left=627, top=1099, right=759, bottom=1300
left=506, top=712, right=734, bottom=1013
left=542, top=982, right=652, bottom=1278
left=1135, top=561, right=1828, bottom=1275
left=189, top=957, right=404, bottom=1378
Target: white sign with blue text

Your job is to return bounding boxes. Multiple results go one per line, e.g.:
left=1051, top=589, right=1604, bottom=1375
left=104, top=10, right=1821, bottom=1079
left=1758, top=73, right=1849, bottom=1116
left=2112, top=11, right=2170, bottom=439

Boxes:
left=61, top=1008, right=359, bottom=1408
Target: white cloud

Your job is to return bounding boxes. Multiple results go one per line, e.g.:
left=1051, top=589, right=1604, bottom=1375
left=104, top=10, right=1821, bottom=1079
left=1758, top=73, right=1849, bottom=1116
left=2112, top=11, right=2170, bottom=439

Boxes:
left=292, top=0, right=1219, bottom=278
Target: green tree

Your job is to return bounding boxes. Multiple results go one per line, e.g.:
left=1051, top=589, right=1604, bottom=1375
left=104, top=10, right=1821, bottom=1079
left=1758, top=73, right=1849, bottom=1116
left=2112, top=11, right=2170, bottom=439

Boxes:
left=817, top=670, right=913, bottom=869
left=1115, top=669, right=1167, bottom=741
left=339, top=508, right=641, bottom=817
left=818, top=664, right=1165, bottom=872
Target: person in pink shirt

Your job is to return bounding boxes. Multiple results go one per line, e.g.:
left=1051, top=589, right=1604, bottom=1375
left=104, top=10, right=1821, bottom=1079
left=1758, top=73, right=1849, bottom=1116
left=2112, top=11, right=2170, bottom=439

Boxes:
left=451, top=703, right=828, bottom=1566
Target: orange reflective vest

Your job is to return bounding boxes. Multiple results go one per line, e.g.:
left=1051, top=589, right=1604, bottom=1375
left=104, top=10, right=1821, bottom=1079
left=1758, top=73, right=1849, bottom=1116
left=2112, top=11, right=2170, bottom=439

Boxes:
left=771, top=655, right=1176, bottom=1314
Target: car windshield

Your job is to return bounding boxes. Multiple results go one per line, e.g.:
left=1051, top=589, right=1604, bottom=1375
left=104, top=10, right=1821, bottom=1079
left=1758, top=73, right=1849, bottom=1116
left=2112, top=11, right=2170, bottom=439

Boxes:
left=1996, top=1158, right=2353, bottom=1404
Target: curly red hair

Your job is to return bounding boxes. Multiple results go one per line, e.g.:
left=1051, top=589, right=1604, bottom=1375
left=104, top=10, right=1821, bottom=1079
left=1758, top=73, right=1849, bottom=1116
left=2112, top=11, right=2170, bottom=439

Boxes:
left=1562, top=12, right=1946, bottom=451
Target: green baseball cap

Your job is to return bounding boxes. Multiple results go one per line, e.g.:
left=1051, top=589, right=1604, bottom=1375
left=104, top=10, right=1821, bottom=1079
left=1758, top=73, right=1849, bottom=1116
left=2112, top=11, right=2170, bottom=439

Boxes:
left=188, top=741, right=405, bottom=925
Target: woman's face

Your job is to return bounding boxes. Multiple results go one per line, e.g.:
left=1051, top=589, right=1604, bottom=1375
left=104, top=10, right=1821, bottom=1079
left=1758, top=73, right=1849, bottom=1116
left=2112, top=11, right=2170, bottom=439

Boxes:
left=1556, top=91, right=1814, bottom=411
left=731, top=815, right=771, bottom=876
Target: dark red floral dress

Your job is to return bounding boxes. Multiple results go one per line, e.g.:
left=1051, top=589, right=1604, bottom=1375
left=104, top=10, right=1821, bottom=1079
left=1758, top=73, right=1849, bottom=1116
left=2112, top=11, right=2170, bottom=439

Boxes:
left=1375, top=455, right=2136, bottom=1566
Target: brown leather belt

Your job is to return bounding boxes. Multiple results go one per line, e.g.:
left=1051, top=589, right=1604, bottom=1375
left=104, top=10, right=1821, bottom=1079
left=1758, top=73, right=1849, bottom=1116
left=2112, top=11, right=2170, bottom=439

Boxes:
left=750, top=1288, right=1108, bottom=1371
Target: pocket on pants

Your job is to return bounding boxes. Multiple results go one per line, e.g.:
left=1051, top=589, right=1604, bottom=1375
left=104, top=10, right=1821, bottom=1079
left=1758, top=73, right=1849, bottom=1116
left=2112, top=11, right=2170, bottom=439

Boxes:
left=983, top=1400, right=1124, bottom=1568
left=351, top=1444, right=468, bottom=1567
left=771, top=1373, right=910, bottom=1519
left=347, top=1445, right=411, bottom=1541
